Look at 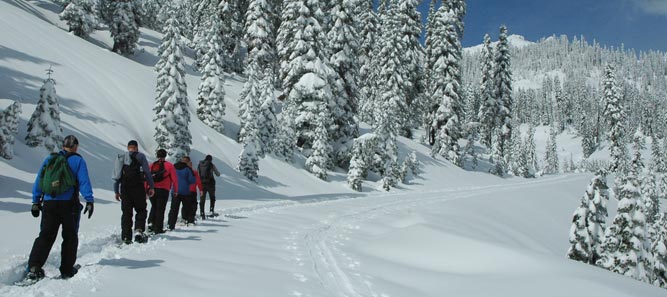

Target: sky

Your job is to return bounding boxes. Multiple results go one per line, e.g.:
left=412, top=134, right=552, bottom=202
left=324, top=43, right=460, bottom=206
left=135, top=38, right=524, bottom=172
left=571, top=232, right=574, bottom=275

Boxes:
left=412, top=0, right=667, bottom=52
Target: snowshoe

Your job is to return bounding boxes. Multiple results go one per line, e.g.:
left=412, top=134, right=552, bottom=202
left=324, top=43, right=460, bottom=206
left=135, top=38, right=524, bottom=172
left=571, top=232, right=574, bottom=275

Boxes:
left=134, top=231, right=148, bottom=244
left=15, top=267, right=45, bottom=286
left=208, top=212, right=219, bottom=218
left=60, top=264, right=81, bottom=279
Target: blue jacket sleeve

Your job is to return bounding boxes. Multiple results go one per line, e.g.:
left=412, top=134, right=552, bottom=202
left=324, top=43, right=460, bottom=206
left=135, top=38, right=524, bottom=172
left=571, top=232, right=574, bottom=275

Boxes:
left=75, top=157, right=95, bottom=203
left=32, top=157, right=50, bottom=204
left=187, top=169, right=195, bottom=185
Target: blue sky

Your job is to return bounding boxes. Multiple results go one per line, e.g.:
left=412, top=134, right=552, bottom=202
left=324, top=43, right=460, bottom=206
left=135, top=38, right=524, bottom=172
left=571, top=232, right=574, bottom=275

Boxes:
left=412, top=0, right=667, bottom=52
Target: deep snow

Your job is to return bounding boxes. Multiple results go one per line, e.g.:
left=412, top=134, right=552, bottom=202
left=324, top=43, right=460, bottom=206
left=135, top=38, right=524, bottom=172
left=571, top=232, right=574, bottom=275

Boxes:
left=0, top=1, right=664, bottom=296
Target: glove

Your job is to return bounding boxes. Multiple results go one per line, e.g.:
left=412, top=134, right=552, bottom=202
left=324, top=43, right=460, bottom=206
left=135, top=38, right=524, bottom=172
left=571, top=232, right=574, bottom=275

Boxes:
left=31, top=203, right=41, bottom=218
left=83, top=202, right=94, bottom=219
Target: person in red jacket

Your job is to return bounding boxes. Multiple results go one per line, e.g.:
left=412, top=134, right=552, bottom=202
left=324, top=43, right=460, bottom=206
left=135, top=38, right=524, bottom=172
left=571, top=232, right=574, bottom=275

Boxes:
left=180, top=156, right=202, bottom=224
left=147, top=149, right=178, bottom=234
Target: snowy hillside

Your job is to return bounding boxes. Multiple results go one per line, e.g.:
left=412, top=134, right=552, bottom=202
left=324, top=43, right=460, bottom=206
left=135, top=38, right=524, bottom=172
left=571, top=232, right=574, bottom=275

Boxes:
left=0, top=1, right=665, bottom=296
left=464, top=34, right=535, bottom=54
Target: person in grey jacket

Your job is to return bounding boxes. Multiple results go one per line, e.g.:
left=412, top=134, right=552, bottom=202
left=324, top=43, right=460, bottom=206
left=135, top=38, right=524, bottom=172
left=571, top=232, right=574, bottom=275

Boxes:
left=113, top=140, right=155, bottom=244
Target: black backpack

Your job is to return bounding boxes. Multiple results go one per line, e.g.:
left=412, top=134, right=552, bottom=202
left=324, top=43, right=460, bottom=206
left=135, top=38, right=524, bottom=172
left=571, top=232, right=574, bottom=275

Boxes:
left=151, top=160, right=166, bottom=183
left=199, top=161, right=213, bottom=183
left=121, top=152, right=144, bottom=186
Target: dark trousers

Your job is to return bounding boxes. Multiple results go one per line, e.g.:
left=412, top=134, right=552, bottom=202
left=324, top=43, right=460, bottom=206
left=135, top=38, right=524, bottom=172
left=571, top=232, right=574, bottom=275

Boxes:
left=199, top=183, right=216, bottom=214
left=148, top=188, right=169, bottom=232
left=28, top=200, right=82, bottom=276
left=121, top=186, right=147, bottom=240
left=183, top=193, right=197, bottom=223
left=168, top=194, right=187, bottom=228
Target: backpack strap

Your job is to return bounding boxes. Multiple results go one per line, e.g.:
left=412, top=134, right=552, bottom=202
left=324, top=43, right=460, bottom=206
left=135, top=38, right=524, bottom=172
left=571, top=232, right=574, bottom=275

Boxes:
left=65, top=152, right=81, bottom=201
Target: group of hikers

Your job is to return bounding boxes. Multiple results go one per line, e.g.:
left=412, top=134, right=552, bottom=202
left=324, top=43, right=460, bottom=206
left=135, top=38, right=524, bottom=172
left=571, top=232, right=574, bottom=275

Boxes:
left=23, top=135, right=221, bottom=281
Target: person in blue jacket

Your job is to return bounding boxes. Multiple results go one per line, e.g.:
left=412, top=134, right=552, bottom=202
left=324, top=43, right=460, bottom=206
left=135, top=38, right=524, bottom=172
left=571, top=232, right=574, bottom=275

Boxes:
left=167, top=156, right=196, bottom=230
left=27, top=135, right=95, bottom=280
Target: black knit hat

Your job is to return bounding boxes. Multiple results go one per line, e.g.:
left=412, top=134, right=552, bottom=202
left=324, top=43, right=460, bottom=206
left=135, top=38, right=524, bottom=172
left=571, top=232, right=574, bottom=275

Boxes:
left=205, top=155, right=212, bottom=161
left=63, top=135, right=79, bottom=148
left=127, top=140, right=138, bottom=147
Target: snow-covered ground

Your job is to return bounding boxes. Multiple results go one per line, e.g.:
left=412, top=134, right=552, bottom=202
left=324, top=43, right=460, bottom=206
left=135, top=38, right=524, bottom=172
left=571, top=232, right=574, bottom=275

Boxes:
left=0, top=1, right=664, bottom=296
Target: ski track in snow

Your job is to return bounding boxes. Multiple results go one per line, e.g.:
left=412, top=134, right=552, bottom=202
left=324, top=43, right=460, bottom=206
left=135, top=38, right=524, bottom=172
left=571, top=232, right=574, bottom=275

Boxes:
left=0, top=174, right=581, bottom=296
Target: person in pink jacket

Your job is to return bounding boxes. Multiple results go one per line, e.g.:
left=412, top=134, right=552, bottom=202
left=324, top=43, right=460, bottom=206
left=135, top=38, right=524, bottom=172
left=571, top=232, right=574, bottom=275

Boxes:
left=147, top=149, right=178, bottom=234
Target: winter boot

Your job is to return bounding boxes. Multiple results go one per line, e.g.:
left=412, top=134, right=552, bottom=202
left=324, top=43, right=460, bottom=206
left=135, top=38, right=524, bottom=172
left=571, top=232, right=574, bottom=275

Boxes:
left=134, top=230, right=147, bottom=244
left=26, top=267, right=45, bottom=281
left=60, top=264, right=80, bottom=279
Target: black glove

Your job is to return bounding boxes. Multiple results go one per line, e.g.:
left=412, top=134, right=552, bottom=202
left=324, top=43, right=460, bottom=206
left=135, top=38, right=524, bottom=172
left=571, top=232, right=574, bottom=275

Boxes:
left=31, top=203, right=41, bottom=218
left=83, top=202, right=94, bottom=219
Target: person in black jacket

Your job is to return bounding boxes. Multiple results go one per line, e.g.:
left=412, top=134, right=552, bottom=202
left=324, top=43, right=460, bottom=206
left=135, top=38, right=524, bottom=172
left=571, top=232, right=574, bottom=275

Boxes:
left=113, top=140, right=155, bottom=244
left=197, top=155, right=221, bottom=219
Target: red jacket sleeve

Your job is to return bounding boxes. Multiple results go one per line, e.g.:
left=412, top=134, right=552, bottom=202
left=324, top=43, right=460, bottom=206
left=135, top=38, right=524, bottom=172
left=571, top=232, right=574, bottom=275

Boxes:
left=193, top=170, right=203, bottom=192
left=168, top=163, right=179, bottom=193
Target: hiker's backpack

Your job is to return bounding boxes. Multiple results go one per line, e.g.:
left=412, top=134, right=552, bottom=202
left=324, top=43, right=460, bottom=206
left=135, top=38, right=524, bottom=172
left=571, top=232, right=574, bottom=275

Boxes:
left=198, top=161, right=213, bottom=183
left=151, top=160, right=166, bottom=183
left=39, top=152, right=79, bottom=197
left=120, top=152, right=144, bottom=186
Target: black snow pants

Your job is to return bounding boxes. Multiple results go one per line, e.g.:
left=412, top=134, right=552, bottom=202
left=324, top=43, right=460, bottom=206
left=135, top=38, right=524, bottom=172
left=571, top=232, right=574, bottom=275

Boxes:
left=148, top=188, right=170, bottom=233
left=28, top=199, right=82, bottom=276
left=199, top=183, right=216, bottom=215
left=121, top=185, right=147, bottom=240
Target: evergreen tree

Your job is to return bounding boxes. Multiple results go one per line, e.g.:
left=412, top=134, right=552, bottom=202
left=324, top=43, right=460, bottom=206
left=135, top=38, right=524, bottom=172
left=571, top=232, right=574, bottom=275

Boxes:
left=543, top=126, right=559, bottom=175
left=276, top=0, right=301, bottom=92
left=526, top=124, right=539, bottom=174
left=429, top=9, right=462, bottom=165
left=328, top=0, right=360, bottom=164
left=110, top=0, right=141, bottom=55
left=305, top=106, right=332, bottom=180
left=273, top=102, right=297, bottom=162
left=256, top=75, right=278, bottom=157
left=26, top=70, right=63, bottom=152
left=237, top=128, right=260, bottom=181
left=477, top=34, right=496, bottom=148
left=357, top=1, right=379, bottom=124
left=140, top=0, right=163, bottom=31
left=153, top=11, right=191, bottom=160
left=0, top=101, right=22, bottom=159
left=494, top=25, right=514, bottom=164
left=567, top=171, right=610, bottom=264
left=597, top=172, right=649, bottom=282
left=347, top=141, right=366, bottom=191
left=630, top=126, right=645, bottom=176
left=60, top=0, right=96, bottom=38
left=238, top=61, right=263, bottom=143
left=279, top=0, right=334, bottom=151
left=244, top=0, right=277, bottom=72
left=603, top=64, right=627, bottom=173
left=651, top=214, right=667, bottom=288
left=393, top=0, right=425, bottom=135
left=489, top=131, right=505, bottom=176
left=196, top=19, right=226, bottom=134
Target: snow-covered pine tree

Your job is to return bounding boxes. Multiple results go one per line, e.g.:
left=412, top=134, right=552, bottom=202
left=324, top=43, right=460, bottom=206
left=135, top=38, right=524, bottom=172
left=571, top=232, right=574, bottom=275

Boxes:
left=140, top=0, right=163, bottom=31
left=110, top=0, right=141, bottom=55
left=602, top=64, right=627, bottom=173
left=494, top=25, right=514, bottom=164
left=651, top=214, right=667, bottom=288
left=237, top=128, right=260, bottom=181
left=221, top=0, right=247, bottom=73
left=256, top=75, right=278, bottom=157
left=543, top=126, right=559, bottom=175
left=428, top=8, right=462, bottom=165
left=477, top=34, right=496, bottom=148
left=630, top=126, right=645, bottom=176
left=393, top=0, right=425, bottom=135
left=399, top=151, right=419, bottom=183
left=347, top=142, right=366, bottom=191
left=26, top=70, right=63, bottom=152
left=357, top=0, right=379, bottom=124
left=60, top=0, right=96, bottom=38
left=196, top=19, right=226, bottom=134
left=276, top=0, right=301, bottom=92
left=245, top=0, right=277, bottom=72
left=328, top=0, right=360, bottom=166
left=567, top=171, right=609, bottom=264
left=597, top=171, right=649, bottom=282
left=305, top=105, right=332, bottom=180
left=526, top=123, right=539, bottom=174
left=273, top=101, right=297, bottom=162
left=280, top=0, right=334, bottom=151
left=238, top=61, right=262, bottom=144
left=489, top=131, right=505, bottom=176
left=153, top=11, right=192, bottom=160
left=0, top=101, right=22, bottom=159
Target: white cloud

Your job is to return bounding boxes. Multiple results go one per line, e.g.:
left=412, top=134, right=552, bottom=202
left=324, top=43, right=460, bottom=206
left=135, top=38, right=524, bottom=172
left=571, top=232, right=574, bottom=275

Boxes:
left=628, top=0, right=667, bottom=15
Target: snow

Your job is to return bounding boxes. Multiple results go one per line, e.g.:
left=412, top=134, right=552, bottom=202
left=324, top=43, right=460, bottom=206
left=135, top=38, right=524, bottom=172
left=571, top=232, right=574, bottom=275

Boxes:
left=0, top=1, right=665, bottom=296
left=465, top=34, right=535, bottom=54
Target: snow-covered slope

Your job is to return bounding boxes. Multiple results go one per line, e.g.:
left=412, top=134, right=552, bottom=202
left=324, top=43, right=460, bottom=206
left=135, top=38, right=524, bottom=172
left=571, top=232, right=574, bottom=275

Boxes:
left=0, top=1, right=664, bottom=296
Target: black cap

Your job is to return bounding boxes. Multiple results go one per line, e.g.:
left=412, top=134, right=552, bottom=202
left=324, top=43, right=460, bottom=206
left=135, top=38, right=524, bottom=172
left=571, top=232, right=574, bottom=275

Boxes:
left=63, top=135, right=79, bottom=148
left=205, top=155, right=212, bottom=161
left=127, top=140, right=138, bottom=147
